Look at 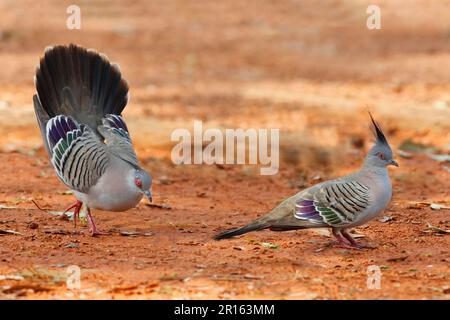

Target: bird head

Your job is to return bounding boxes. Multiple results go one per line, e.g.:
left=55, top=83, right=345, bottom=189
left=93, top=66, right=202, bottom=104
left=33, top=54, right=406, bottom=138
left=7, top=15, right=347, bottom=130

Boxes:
left=365, top=113, right=398, bottom=168
left=132, top=168, right=152, bottom=202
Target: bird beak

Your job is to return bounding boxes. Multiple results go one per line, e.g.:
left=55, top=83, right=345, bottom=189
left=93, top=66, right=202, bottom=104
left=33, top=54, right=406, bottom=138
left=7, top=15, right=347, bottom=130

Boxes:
left=389, top=159, right=399, bottom=167
left=143, top=190, right=152, bottom=203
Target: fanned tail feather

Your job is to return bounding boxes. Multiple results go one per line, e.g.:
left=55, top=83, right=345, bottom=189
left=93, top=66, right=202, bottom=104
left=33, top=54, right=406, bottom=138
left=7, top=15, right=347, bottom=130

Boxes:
left=34, top=44, right=129, bottom=132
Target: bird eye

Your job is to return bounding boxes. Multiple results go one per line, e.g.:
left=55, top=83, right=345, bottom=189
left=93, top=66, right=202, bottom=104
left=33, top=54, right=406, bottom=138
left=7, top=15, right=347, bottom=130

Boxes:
left=135, top=178, right=142, bottom=188
left=376, top=152, right=386, bottom=160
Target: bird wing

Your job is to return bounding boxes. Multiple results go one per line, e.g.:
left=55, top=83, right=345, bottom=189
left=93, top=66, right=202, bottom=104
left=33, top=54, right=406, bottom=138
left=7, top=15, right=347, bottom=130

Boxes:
left=46, top=115, right=109, bottom=193
left=294, top=180, right=371, bottom=227
left=98, top=114, right=139, bottom=168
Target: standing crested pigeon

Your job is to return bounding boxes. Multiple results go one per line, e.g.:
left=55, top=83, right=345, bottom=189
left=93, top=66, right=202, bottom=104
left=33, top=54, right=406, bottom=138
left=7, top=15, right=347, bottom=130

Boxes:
left=214, top=115, right=398, bottom=249
left=33, top=44, right=152, bottom=236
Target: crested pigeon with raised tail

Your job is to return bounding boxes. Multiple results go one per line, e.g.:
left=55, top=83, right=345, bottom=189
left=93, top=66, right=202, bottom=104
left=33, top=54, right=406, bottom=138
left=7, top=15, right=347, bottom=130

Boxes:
left=214, top=114, right=398, bottom=249
left=33, top=44, right=152, bottom=236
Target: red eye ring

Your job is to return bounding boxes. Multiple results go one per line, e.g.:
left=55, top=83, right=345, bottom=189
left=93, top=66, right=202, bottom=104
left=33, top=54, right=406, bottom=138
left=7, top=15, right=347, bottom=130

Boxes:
left=376, top=152, right=386, bottom=160
left=135, top=178, right=142, bottom=188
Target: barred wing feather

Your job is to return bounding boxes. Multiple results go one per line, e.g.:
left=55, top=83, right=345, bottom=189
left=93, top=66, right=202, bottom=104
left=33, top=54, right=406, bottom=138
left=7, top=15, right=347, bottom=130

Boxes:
left=46, top=115, right=109, bottom=193
left=295, top=181, right=370, bottom=227
left=99, top=114, right=139, bottom=168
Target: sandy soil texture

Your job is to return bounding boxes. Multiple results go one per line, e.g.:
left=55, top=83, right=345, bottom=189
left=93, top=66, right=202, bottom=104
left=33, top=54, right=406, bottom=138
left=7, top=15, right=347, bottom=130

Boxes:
left=0, top=0, right=448, bottom=299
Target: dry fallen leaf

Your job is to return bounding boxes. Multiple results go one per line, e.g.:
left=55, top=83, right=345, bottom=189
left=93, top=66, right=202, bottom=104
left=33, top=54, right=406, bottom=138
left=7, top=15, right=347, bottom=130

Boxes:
left=348, top=230, right=366, bottom=238
left=43, top=229, right=82, bottom=235
left=427, top=153, right=450, bottom=163
left=430, top=203, right=450, bottom=210
left=0, top=229, right=23, bottom=236
left=0, top=205, right=19, bottom=210
left=261, top=242, right=279, bottom=249
left=243, top=274, right=264, bottom=280
left=109, top=284, right=141, bottom=293
left=64, top=243, right=80, bottom=249
left=379, top=216, right=394, bottom=223
left=47, top=211, right=74, bottom=219
left=1, top=284, right=52, bottom=294
left=397, top=149, right=413, bottom=159
left=387, top=255, right=408, bottom=262
left=145, top=203, right=172, bottom=210
left=0, top=275, right=25, bottom=281
left=116, top=230, right=154, bottom=237
left=407, top=201, right=434, bottom=209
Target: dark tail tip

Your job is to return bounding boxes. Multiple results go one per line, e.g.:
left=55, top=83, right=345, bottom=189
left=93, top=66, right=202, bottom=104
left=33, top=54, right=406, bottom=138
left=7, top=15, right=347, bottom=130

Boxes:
left=213, top=229, right=242, bottom=240
left=213, top=222, right=268, bottom=240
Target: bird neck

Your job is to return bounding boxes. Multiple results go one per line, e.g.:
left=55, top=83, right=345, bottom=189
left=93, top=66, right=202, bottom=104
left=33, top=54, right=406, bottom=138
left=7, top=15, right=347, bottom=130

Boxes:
left=361, top=161, right=388, bottom=177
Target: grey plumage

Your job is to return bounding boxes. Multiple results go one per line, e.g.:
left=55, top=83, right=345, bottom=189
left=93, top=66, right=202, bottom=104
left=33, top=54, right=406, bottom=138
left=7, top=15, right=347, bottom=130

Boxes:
left=214, top=114, right=398, bottom=249
left=47, top=116, right=109, bottom=193
left=294, top=180, right=370, bottom=226
left=99, top=115, right=139, bottom=167
left=33, top=44, right=152, bottom=235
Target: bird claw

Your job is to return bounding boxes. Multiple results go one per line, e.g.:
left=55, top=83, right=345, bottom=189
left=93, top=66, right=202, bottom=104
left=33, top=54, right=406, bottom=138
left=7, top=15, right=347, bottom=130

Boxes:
left=356, top=243, right=378, bottom=249
left=63, top=200, right=83, bottom=228
left=331, top=240, right=377, bottom=250
left=333, top=242, right=363, bottom=250
left=335, top=230, right=378, bottom=250
left=315, top=241, right=363, bottom=252
left=86, top=210, right=110, bottom=237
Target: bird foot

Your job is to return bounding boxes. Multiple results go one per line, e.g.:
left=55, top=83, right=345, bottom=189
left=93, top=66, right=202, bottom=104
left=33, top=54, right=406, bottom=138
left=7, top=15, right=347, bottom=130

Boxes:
left=63, top=200, right=83, bottom=228
left=316, top=241, right=362, bottom=252
left=333, top=242, right=364, bottom=250
left=331, top=239, right=378, bottom=250
left=86, top=210, right=109, bottom=237
left=355, top=242, right=378, bottom=250
left=340, top=230, right=377, bottom=250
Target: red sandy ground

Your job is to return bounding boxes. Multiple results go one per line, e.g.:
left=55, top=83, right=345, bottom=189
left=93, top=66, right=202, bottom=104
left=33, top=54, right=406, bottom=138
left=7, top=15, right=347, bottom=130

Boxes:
left=0, top=0, right=449, bottom=299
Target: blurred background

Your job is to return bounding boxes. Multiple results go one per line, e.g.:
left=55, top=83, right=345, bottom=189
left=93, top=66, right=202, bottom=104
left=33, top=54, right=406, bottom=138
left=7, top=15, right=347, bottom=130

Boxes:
left=0, top=0, right=448, bottom=299
left=0, top=0, right=449, bottom=166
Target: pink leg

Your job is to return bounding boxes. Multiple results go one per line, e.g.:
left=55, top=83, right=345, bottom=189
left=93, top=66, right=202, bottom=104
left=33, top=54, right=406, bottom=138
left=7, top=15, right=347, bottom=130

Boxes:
left=63, top=200, right=83, bottom=228
left=332, top=229, right=362, bottom=250
left=341, top=230, right=364, bottom=249
left=342, top=230, right=377, bottom=249
left=86, top=208, right=109, bottom=236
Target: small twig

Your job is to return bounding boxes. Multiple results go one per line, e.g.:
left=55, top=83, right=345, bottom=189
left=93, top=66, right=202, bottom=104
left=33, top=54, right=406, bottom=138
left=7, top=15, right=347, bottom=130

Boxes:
left=210, top=275, right=253, bottom=282
left=425, top=221, right=450, bottom=234
left=31, top=200, right=49, bottom=213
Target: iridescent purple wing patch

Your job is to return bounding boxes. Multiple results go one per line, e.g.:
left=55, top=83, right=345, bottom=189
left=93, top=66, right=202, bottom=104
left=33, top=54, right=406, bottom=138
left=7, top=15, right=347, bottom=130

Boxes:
left=103, top=114, right=131, bottom=141
left=104, top=114, right=129, bottom=132
left=294, top=198, right=324, bottom=224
